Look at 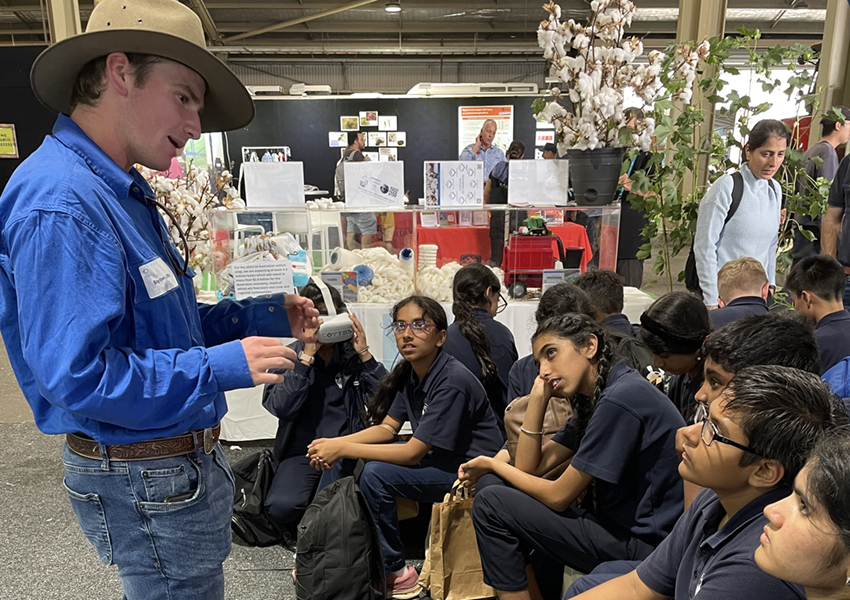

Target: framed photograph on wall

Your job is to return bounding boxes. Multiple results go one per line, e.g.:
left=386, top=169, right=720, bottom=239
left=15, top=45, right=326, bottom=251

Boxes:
left=328, top=132, right=348, bottom=147
left=379, top=147, right=398, bottom=162
left=387, top=132, right=406, bottom=147
left=378, top=115, right=397, bottom=131
left=359, top=111, right=378, bottom=127
left=340, top=116, right=360, bottom=131
left=369, top=132, right=387, bottom=147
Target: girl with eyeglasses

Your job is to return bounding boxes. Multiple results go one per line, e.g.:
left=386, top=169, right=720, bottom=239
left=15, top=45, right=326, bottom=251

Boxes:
left=459, top=313, right=685, bottom=600
left=307, top=295, right=503, bottom=599
left=443, top=263, right=518, bottom=431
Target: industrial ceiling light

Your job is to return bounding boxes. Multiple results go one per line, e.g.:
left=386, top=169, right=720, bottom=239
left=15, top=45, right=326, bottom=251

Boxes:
left=385, top=1, right=401, bottom=13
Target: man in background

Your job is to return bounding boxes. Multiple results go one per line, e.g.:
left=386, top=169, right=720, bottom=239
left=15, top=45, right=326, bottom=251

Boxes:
left=542, top=142, right=558, bottom=160
left=335, top=131, right=377, bottom=249
left=460, top=118, right=506, bottom=180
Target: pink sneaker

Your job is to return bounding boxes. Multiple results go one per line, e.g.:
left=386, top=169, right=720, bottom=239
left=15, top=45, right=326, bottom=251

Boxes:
left=386, top=565, right=422, bottom=599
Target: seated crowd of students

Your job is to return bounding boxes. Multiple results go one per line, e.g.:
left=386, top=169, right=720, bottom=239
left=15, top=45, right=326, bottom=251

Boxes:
left=262, top=260, right=850, bottom=600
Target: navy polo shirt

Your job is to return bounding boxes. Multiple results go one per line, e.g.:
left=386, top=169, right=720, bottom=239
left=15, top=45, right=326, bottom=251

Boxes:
left=507, top=355, right=538, bottom=401
left=552, top=361, right=686, bottom=545
left=601, top=313, right=634, bottom=336
left=815, top=310, right=850, bottom=374
left=387, top=350, right=504, bottom=462
left=710, top=297, right=768, bottom=329
left=636, top=488, right=805, bottom=600
left=443, top=307, right=518, bottom=420
left=667, top=372, right=703, bottom=424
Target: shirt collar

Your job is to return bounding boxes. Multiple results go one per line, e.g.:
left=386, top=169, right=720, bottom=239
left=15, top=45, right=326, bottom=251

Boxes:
left=726, top=296, right=768, bottom=308
left=52, top=114, right=147, bottom=201
left=602, top=313, right=632, bottom=331
left=605, top=360, right=631, bottom=385
left=817, top=309, right=850, bottom=330
left=701, top=488, right=789, bottom=550
left=473, top=307, right=494, bottom=321
left=410, top=349, right=449, bottom=397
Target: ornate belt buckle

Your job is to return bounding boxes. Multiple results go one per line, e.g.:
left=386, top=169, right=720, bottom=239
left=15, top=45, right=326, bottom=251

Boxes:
left=203, top=427, right=215, bottom=454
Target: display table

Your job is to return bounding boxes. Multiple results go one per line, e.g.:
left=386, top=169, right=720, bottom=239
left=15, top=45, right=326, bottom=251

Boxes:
left=221, top=286, right=654, bottom=441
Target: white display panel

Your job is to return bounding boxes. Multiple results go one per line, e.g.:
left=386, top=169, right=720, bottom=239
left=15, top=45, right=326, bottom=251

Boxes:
left=240, top=161, right=305, bottom=208
left=423, top=161, right=484, bottom=207
left=343, top=161, right=405, bottom=208
left=507, top=159, right=570, bottom=206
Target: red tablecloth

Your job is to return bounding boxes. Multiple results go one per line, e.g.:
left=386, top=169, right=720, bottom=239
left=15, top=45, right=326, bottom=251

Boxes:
left=548, top=223, right=593, bottom=271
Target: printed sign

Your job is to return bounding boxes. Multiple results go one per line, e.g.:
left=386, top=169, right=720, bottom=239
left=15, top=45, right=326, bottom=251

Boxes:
left=0, top=124, right=18, bottom=159
left=458, top=106, right=513, bottom=156
left=240, top=161, right=305, bottom=208
left=344, top=162, right=405, bottom=208
left=424, top=161, right=484, bottom=207
left=232, top=261, right=295, bottom=300
left=321, top=271, right=359, bottom=303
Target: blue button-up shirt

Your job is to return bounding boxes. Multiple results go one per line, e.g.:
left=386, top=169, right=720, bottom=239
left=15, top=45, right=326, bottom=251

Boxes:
left=0, top=115, right=292, bottom=444
left=459, top=144, right=506, bottom=180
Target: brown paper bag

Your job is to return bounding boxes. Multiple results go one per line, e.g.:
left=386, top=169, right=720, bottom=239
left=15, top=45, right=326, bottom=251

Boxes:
left=418, top=482, right=496, bottom=600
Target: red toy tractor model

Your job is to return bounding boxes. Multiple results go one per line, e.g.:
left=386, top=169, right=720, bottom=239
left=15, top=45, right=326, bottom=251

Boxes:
left=501, top=216, right=584, bottom=298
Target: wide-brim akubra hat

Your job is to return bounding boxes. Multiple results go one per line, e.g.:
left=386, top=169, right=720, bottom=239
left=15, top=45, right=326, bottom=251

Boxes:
left=30, top=0, right=254, bottom=132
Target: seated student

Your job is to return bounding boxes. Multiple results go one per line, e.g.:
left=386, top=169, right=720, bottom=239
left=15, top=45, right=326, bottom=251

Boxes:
left=756, top=431, right=850, bottom=600
left=459, top=313, right=686, bottom=600
left=566, top=366, right=840, bottom=600
left=640, top=292, right=712, bottom=423
left=262, top=282, right=387, bottom=533
left=443, top=263, right=518, bottom=427
left=574, top=269, right=654, bottom=374
left=710, top=256, right=770, bottom=329
left=506, top=283, right=595, bottom=400
left=573, top=269, right=634, bottom=335
left=306, top=295, right=503, bottom=600
left=786, top=255, right=850, bottom=374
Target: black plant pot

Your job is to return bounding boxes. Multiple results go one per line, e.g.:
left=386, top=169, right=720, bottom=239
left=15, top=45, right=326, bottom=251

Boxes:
left=566, top=147, right=626, bottom=206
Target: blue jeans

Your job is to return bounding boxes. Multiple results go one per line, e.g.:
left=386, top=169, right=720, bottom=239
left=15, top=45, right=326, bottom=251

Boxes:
left=62, top=442, right=235, bottom=600
left=358, top=458, right=458, bottom=572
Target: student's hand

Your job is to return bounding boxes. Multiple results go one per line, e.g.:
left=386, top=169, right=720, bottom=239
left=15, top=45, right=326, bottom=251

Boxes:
left=349, top=314, right=373, bottom=361
left=302, top=318, right=323, bottom=358
left=458, top=456, right=494, bottom=488
left=307, top=438, right=343, bottom=468
left=285, top=294, right=320, bottom=343
left=618, top=173, right=633, bottom=192
left=528, top=375, right=553, bottom=406
left=241, top=337, right=298, bottom=385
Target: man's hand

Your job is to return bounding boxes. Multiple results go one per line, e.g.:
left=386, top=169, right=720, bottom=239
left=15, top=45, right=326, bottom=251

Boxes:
left=241, top=337, right=297, bottom=385
left=472, top=134, right=482, bottom=153
left=284, top=294, right=320, bottom=343
left=619, top=173, right=633, bottom=192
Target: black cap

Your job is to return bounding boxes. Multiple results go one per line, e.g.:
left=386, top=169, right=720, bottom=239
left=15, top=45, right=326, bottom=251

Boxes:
left=542, top=142, right=558, bottom=154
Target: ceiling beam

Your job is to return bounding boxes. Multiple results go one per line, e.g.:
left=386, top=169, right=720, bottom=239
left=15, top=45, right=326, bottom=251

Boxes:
left=221, top=0, right=380, bottom=44
left=184, top=0, right=223, bottom=45
left=201, top=0, right=827, bottom=8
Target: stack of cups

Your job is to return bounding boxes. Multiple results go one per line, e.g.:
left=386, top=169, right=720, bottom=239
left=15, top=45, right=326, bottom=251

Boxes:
left=418, top=245, right=438, bottom=270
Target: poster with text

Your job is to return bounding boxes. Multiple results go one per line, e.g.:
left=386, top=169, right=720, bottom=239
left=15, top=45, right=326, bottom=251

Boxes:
left=0, top=124, right=18, bottom=159
left=328, top=132, right=348, bottom=147
left=232, top=260, right=295, bottom=300
left=535, top=130, right=556, bottom=147
left=423, top=161, right=484, bottom=207
left=457, top=105, right=513, bottom=156
left=344, top=162, right=405, bottom=208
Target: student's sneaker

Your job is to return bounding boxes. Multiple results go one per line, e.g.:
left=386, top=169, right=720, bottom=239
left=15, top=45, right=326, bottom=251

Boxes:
left=386, top=565, right=422, bottom=599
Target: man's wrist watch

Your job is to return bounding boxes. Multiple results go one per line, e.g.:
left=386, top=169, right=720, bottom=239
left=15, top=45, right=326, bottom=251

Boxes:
left=298, top=351, right=315, bottom=366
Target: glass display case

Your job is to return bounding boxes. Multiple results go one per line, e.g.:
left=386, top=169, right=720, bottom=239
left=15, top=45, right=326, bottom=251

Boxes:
left=206, top=204, right=621, bottom=304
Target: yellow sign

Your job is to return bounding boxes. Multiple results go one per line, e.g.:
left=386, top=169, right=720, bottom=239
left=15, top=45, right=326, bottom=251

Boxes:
left=0, top=124, right=18, bottom=159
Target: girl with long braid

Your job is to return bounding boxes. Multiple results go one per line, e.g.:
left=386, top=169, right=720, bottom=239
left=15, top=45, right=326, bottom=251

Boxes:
left=460, top=313, right=685, bottom=600
left=443, top=263, right=518, bottom=428
left=307, top=295, right=503, bottom=599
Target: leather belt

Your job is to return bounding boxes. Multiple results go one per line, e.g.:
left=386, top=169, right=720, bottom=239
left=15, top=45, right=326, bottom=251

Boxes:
left=66, top=424, right=220, bottom=461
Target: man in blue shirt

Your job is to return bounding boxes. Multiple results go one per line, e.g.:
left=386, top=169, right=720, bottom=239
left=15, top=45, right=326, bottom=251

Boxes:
left=566, top=366, right=840, bottom=600
left=710, top=256, right=769, bottom=329
left=459, top=119, right=506, bottom=180
left=0, top=1, right=318, bottom=598
left=786, top=255, right=850, bottom=374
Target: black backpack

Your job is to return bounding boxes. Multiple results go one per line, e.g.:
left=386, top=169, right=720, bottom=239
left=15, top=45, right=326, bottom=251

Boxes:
left=685, top=171, right=744, bottom=295
left=295, top=476, right=386, bottom=600
left=230, top=450, right=285, bottom=547
left=607, top=327, right=654, bottom=376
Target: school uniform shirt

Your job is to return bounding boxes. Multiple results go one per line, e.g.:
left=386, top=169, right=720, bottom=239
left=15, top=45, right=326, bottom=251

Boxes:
left=552, top=361, right=685, bottom=546
left=601, top=313, right=634, bottom=336
left=507, top=354, right=538, bottom=402
left=636, top=488, right=805, bottom=600
left=443, top=307, right=519, bottom=420
left=387, top=350, right=504, bottom=462
left=827, top=154, right=850, bottom=268
left=815, top=310, right=850, bottom=374
left=667, top=371, right=703, bottom=424
left=709, top=296, right=768, bottom=329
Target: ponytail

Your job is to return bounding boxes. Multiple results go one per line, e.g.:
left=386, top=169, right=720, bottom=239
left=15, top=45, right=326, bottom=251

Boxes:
left=451, top=264, right=500, bottom=389
left=532, top=313, right=614, bottom=440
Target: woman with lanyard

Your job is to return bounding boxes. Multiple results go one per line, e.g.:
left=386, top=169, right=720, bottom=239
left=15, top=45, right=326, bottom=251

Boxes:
left=694, top=119, right=787, bottom=308
left=485, top=140, right=526, bottom=267
left=639, top=292, right=712, bottom=423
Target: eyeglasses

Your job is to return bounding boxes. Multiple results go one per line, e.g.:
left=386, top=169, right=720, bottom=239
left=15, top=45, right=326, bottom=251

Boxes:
left=387, top=319, right=437, bottom=335
left=496, top=293, right=508, bottom=314
left=693, top=403, right=761, bottom=455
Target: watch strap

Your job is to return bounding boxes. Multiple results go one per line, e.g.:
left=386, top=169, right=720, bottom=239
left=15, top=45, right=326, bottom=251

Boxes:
left=298, top=351, right=315, bottom=365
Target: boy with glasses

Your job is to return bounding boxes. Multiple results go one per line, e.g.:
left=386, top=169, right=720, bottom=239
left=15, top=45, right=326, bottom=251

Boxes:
left=566, top=366, right=840, bottom=600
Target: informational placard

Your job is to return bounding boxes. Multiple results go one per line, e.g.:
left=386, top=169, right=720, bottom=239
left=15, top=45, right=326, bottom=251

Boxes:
left=328, top=132, right=347, bottom=147
left=344, top=161, right=405, bottom=208
left=241, top=161, right=305, bottom=208
left=321, top=271, right=359, bottom=303
left=232, top=261, right=295, bottom=300
left=0, top=124, right=19, bottom=159
left=423, top=161, right=484, bottom=207
left=458, top=106, right=513, bottom=156
left=542, top=268, right=580, bottom=292
left=508, top=159, right=570, bottom=206
left=535, top=130, right=556, bottom=147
